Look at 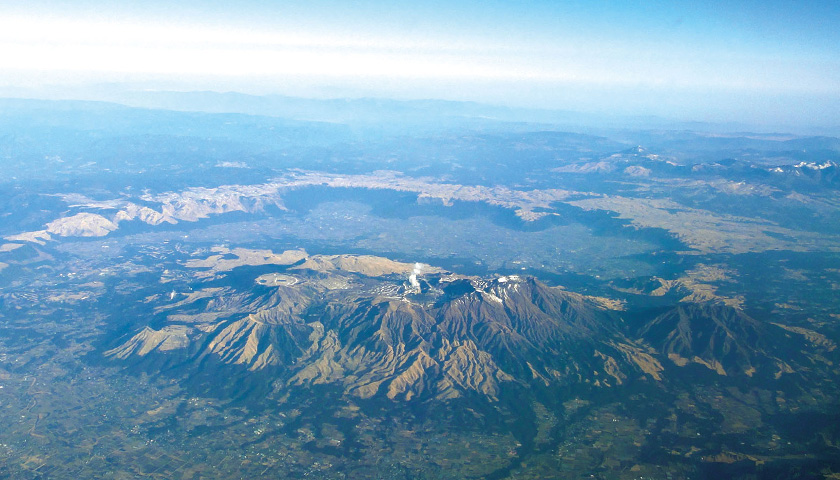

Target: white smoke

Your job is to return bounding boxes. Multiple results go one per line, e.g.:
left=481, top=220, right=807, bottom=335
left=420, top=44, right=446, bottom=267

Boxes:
left=408, top=262, right=424, bottom=292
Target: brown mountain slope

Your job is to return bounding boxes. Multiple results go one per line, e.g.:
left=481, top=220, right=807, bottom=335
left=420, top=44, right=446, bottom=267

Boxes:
left=638, top=303, right=790, bottom=378
left=104, top=254, right=821, bottom=402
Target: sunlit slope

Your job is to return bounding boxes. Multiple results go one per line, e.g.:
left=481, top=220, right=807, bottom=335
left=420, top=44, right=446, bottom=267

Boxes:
left=104, top=254, right=830, bottom=404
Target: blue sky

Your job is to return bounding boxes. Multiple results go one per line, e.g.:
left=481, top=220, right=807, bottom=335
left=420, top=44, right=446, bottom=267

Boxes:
left=1, top=1, right=838, bottom=128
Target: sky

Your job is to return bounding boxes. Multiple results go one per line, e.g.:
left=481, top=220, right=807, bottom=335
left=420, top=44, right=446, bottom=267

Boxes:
left=1, top=0, right=838, bottom=128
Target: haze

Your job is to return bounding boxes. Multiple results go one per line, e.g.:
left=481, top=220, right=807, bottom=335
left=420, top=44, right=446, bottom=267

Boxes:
left=1, top=0, right=838, bottom=129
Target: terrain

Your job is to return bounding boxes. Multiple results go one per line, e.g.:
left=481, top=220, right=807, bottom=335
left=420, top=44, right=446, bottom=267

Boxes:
left=1, top=96, right=840, bottom=479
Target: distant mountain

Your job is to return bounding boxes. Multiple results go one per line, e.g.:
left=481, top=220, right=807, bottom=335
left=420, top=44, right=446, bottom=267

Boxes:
left=767, top=160, right=840, bottom=186
left=3, top=88, right=802, bottom=134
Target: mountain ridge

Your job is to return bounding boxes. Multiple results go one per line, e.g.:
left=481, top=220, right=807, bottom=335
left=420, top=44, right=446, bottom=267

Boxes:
left=102, top=253, right=829, bottom=405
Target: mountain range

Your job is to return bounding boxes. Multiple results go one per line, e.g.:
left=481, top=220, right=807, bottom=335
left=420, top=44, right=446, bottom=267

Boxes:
left=103, top=253, right=832, bottom=406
